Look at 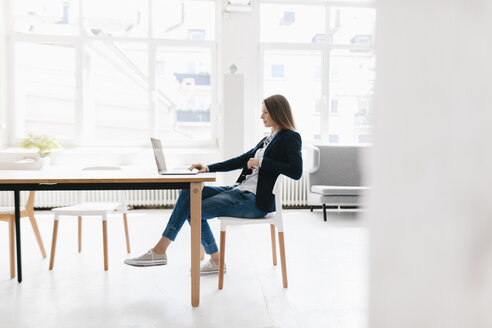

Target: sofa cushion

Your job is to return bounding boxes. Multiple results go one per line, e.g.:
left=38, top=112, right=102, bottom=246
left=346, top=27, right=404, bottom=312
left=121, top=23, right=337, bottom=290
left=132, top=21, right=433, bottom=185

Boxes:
left=309, top=145, right=364, bottom=187
left=311, top=185, right=369, bottom=196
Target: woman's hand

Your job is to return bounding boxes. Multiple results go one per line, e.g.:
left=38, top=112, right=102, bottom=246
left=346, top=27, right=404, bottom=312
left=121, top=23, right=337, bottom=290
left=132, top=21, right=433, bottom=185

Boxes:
left=247, top=158, right=260, bottom=170
left=188, top=163, right=208, bottom=173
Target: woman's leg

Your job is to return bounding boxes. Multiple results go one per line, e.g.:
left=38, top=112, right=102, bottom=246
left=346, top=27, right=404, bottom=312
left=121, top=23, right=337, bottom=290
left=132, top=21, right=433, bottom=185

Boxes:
left=153, top=186, right=232, bottom=254
left=125, top=189, right=268, bottom=268
left=189, top=189, right=268, bottom=263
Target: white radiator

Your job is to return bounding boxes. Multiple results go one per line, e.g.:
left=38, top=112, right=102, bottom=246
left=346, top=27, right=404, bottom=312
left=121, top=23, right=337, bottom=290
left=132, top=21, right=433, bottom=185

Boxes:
left=282, top=173, right=308, bottom=206
left=0, top=175, right=308, bottom=208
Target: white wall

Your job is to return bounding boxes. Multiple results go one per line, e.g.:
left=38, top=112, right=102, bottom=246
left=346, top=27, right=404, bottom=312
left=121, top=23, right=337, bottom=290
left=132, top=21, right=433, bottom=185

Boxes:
left=369, top=1, right=492, bottom=327
left=0, top=0, right=7, bottom=147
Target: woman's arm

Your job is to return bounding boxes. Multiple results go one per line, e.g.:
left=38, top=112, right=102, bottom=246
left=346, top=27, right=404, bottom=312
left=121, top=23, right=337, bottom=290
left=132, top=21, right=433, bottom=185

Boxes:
left=260, top=132, right=303, bottom=180
left=207, top=151, right=251, bottom=172
left=208, top=137, right=266, bottom=172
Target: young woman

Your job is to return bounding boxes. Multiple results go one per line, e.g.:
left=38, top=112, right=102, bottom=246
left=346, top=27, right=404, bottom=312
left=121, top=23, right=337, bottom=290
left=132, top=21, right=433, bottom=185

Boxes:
left=125, top=94, right=302, bottom=273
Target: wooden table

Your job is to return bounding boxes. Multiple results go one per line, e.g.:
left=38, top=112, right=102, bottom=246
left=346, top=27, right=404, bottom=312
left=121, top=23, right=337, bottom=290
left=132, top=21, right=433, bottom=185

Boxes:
left=0, top=167, right=216, bottom=307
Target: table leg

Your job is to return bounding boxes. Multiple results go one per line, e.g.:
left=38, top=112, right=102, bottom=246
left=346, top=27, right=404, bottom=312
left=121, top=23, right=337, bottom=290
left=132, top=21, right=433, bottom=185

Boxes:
left=190, top=182, right=202, bottom=307
left=14, top=190, right=22, bottom=283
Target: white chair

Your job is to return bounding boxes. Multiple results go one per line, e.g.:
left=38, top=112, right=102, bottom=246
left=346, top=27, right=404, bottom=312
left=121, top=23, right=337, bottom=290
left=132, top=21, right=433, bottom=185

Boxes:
left=217, top=175, right=288, bottom=289
left=49, top=167, right=130, bottom=271
left=0, top=191, right=47, bottom=279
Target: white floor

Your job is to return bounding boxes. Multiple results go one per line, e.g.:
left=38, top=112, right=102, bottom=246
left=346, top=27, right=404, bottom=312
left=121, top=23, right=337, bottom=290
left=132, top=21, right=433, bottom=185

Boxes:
left=0, top=208, right=368, bottom=328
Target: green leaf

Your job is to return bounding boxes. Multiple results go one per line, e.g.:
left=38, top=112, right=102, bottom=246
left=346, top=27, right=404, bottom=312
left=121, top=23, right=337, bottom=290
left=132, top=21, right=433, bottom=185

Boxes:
left=20, top=134, right=62, bottom=157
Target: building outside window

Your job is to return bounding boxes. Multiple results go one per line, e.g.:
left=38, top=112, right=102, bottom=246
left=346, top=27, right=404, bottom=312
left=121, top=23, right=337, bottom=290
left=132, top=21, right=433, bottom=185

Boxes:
left=9, top=0, right=217, bottom=147
left=260, top=1, right=375, bottom=145
left=358, top=134, right=371, bottom=144
left=355, top=98, right=371, bottom=127
left=315, top=99, right=322, bottom=114
left=9, top=1, right=374, bottom=147
left=271, top=64, right=285, bottom=79
left=331, top=99, right=338, bottom=114
left=329, top=134, right=339, bottom=143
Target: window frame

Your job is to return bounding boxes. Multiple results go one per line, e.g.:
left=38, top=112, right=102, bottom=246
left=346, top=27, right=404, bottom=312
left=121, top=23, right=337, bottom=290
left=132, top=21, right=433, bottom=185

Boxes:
left=259, top=0, right=375, bottom=145
left=7, top=0, right=219, bottom=148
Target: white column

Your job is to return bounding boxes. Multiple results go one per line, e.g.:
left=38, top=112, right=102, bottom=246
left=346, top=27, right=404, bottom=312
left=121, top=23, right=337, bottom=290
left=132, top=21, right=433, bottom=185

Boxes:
left=221, top=2, right=261, bottom=149
left=369, top=1, right=492, bottom=327
left=222, top=73, right=245, bottom=185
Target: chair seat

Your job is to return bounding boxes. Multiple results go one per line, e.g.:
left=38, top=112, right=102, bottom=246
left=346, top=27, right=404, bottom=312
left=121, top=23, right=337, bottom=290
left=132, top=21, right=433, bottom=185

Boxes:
left=0, top=206, right=26, bottom=214
left=311, top=185, right=370, bottom=196
left=217, top=175, right=288, bottom=290
left=218, top=212, right=277, bottom=226
left=52, top=202, right=121, bottom=216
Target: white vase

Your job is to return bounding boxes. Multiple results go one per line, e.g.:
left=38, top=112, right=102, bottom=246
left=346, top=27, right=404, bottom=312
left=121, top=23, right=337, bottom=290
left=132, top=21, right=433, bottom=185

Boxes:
left=40, top=156, right=51, bottom=168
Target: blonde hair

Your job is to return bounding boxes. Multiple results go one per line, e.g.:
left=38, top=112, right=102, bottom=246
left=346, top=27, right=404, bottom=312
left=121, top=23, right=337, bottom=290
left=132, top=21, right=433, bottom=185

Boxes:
left=263, top=94, right=296, bottom=130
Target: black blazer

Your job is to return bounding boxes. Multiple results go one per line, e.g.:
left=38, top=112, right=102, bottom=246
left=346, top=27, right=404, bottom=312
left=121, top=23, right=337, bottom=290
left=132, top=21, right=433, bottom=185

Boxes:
left=208, top=129, right=302, bottom=212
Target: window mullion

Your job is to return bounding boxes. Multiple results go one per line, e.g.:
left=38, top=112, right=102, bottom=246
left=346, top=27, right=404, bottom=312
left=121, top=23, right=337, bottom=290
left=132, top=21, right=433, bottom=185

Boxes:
left=258, top=46, right=265, bottom=142
left=148, top=0, right=157, bottom=137
left=75, top=41, right=83, bottom=145
left=321, top=3, right=331, bottom=144
left=212, top=0, right=221, bottom=145
left=211, top=41, right=219, bottom=144
left=76, top=0, right=83, bottom=145
left=7, top=0, right=17, bottom=144
left=77, top=0, right=94, bottom=145
left=149, top=41, right=157, bottom=137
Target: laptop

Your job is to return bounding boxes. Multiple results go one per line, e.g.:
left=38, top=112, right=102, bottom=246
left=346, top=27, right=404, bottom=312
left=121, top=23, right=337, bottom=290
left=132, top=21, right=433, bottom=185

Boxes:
left=151, top=138, right=199, bottom=175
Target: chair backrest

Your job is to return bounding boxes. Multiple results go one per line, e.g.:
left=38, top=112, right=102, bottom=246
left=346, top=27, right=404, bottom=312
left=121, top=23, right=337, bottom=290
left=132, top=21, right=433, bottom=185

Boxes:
left=309, top=145, right=365, bottom=187
left=273, top=175, right=284, bottom=215
left=272, top=174, right=284, bottom=196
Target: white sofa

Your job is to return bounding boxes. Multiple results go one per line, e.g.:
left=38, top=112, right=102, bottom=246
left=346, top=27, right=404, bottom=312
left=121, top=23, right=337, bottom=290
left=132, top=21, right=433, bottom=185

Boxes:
left=307, top=145, right=369, bottom=221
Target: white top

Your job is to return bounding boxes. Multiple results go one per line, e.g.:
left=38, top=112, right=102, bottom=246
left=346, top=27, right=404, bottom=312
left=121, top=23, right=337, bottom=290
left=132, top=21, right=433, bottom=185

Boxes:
left=0, top=166, right=216, bottom=184
left=234, top=130, right=280, bottom=195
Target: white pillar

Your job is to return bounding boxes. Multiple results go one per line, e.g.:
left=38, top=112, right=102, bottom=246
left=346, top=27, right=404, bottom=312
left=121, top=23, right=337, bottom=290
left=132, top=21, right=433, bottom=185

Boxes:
left=369, top=1, right=492, bottom=327
left=220, top=1, right=261, bottom=149
left=222, top=73, right=245, bottom=185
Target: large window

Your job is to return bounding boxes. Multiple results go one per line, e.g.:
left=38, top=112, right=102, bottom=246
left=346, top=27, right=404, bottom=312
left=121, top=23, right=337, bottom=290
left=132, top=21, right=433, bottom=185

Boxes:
left=10, top=0, right=217, bottom=146
left=263, top=49, right=323, bottom=141
left=14, top=42, right=77, bottom=139
left=260, top=1, right=375, bottom=144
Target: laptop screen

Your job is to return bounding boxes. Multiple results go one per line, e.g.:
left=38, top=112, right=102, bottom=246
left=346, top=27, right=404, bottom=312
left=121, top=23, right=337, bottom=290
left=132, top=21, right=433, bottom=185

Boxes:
left=150, top=138, right=167, bottom=172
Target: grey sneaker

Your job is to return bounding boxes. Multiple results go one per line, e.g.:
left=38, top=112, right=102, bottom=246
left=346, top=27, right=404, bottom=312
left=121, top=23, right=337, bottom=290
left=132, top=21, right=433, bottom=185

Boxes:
left=124, top=249, right=167, bottom=267
left=199, top=259, right=226, bottom=275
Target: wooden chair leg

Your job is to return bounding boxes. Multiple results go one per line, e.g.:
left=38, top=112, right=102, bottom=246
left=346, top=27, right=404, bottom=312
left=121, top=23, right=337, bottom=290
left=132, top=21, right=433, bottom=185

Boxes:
left=102, top=220, right=108, bottom=271
left=123, top=213, right=130, bottom=254
left=9, top=216, right=15, bottom=279
left=278, top=231, right=288, bottom=288
left=49, top=220, right=59, bottom=270
left=218, top=231, right=226, bottom=290
left=200, top=244, right=205, bottom=261
left=28, top=214, right=47, bottom=258
left=270, top=224, right=277, bottom=266
left=78, top=216, right=82, bottom=253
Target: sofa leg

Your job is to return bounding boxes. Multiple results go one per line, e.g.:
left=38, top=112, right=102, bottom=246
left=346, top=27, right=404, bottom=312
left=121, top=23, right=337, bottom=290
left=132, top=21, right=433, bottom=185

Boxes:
left=310, top=206, right=313, bottom=212
left=322, top=204, right=327, bottom=222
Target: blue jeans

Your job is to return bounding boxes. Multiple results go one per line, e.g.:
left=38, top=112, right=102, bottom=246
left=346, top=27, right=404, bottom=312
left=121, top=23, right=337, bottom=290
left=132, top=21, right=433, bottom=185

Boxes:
left=162, top=186, right=268, bottom=254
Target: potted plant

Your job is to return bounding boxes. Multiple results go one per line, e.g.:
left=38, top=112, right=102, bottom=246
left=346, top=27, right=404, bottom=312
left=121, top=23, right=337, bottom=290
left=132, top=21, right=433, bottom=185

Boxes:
left=21, top=134, right=62, bottom=166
